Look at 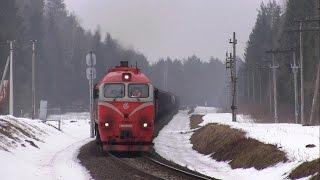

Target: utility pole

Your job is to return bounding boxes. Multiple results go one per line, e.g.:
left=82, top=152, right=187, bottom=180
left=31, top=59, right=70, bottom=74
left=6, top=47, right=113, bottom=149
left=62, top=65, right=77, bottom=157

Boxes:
left=224, top=57, right=230, bottom=108
left=227, top=32, right=238, bottom=122
left=266, top=48, right=296, bottom=123
left=261, top=60, right=273, bottom=114
left=269, top=66, right=272, bottom=114
left=309, top=1, right=320, bottom=125
left=31, top=40, right=37, bottom=119
left=299, top=21, right=305, bottom=125
left=289, top=18, right=320, bottom=124
left=225, top=82, right=230, bottom=108
left=309, top=62, right=319, bottom=125
left=8, top=41, right=14, bottom=116
left=271, top=53, right=279, bottom=123
left=252, top=68, right=255, bottom=103
left=266, top=51, right=280, bottom=123
left=256, top=64, right=264, bottom=105
left=291, top=51, right=299, bottom=124
left=226, top=52, right=232, bottom=108
left=247, top=68, right=250, bottom=102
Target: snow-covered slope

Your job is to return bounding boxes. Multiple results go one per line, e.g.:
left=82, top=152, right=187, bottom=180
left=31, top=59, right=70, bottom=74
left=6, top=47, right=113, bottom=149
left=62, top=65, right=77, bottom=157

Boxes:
left=202, top=112, right=319, bottom=162
left=0, top=113, right=92, bottom=180
left=154, top=108, right=320, bottom=180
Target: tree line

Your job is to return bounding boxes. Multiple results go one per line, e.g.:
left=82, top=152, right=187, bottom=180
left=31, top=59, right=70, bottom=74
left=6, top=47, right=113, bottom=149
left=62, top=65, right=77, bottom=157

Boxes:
left=0, top=0, right=226, bottom=115
left=237, top=0, right=319, bottom=124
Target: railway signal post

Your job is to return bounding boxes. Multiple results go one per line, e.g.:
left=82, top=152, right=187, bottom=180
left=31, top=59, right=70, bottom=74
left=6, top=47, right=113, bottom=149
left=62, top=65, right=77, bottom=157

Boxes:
left=86, top=52, right=96, bottom=138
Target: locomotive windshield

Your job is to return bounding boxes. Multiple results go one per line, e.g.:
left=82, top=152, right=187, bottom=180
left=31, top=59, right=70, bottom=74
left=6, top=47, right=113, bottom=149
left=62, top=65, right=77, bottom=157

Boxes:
left=104, top=83, right=125, bottom=98
left=128, top=84, right=149, bottom=98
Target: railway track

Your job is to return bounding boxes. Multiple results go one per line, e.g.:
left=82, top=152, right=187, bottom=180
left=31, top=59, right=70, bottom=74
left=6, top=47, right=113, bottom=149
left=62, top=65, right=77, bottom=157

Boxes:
left=143, top=155, right=214, bottom=180
left=106, top=152, right=162, bottom=180
left=107, top=151, right=214, bottom=180
left=79, top=111, right=218, bottom=180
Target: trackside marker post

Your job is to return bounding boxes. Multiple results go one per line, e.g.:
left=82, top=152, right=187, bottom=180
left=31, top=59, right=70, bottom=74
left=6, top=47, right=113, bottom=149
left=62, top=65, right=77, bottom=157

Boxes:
left=86, top=52, right=96, bottom=138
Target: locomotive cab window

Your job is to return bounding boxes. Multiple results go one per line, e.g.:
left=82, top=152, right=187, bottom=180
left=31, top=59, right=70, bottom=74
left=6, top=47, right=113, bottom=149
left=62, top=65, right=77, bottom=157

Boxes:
left=128, top=84, right=149, bottom=98
left=104, top=83, right=125, bottom=98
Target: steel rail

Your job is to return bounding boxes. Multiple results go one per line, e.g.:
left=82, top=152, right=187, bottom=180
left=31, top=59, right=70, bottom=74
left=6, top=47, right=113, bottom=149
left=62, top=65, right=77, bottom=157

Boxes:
left=107, top=152, right=164, bottom=180
left=143, top=155, right=215, bottom=180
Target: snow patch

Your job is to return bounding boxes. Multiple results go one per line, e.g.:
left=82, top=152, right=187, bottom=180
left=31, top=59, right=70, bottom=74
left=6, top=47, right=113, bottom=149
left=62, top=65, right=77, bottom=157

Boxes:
left=0, top=113, right=92, bottom=180
left=192, top=106, right=218, bottom=115
left=202, top=113, right=319, bottom=162
left=154, top=109, right=319, bottom=180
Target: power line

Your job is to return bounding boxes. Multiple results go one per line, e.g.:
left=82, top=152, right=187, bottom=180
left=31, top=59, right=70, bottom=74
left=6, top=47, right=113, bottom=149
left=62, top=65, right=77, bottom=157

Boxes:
left=286, top=17, right=320, bottom=125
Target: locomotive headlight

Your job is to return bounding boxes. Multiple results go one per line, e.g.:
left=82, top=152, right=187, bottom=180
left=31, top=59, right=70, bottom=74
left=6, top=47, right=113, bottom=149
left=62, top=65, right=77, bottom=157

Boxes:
left=143, top=122, right=148, bottom=128
left=122, top=73, right=131, bottom=81
left=104, top=122, right=110, bottom=127
left=124, top=74, right=130, bottom=80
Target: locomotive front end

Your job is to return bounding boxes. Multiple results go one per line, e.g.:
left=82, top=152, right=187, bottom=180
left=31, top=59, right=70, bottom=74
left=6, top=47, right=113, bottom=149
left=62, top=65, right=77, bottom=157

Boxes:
left=95, top=63, right=155, bottom=152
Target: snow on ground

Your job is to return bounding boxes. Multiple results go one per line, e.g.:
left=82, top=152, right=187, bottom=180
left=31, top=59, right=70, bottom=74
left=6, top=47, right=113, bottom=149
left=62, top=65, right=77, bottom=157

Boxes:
left=154, top=108, right=320, bottom=180
left=0, top=113, right=92, bottom=180
left=200, top=112, right=319, bottom=162
left=192, top=106, right=218, bottom=115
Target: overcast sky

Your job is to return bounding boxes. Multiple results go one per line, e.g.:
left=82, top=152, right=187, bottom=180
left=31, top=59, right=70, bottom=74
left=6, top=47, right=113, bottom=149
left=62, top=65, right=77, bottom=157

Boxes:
left=64, top=0, right=283, bottom=62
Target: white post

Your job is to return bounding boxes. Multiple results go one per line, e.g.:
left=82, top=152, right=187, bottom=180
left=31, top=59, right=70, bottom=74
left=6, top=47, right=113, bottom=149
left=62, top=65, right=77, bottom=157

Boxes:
left=9, top=41, right=14, bottom=116
left=291, top=52, right=299, bottom=124
left=86, top=51, right=96, bottom=138
left=31, top=40, right=37, bottom=119
left=89, top=52, right=94, bottom=138
left=270, top=53, right=279, bottom=123
left=299, top=22, right=305, bottom=125
left=269, top=67, right=272, bottom=114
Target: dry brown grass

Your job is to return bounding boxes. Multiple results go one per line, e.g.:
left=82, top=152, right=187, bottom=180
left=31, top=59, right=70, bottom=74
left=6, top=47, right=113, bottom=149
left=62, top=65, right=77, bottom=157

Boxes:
left=0, top=118, right=44, bottom=151
left=311, top=173, right=320, bottom=180
left=289, top=158, right=320, bottom=179
left=191, top=124, right=244, bottom=154
left=189, top=115, right=204, bottom=129
left=0, top=120, right=40, bottom=140
left=191, top=124, right=288, bottom=170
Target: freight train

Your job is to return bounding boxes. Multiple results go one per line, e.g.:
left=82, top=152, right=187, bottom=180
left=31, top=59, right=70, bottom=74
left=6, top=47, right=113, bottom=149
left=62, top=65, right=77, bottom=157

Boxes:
left=93, top=61, right=178, bottom=152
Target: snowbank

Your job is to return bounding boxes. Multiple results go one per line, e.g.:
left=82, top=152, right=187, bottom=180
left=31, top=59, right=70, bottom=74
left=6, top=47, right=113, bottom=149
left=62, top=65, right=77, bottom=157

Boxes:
left=154, top=109, right=320, bottom=180
left=202, top=113, right=319, bottom=162
left=0, top=113, right=92, bottom=180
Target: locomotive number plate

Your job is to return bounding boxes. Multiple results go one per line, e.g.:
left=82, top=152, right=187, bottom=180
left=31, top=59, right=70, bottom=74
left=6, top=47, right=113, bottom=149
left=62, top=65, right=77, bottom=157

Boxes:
left=120, top=124, right=132, bottom=128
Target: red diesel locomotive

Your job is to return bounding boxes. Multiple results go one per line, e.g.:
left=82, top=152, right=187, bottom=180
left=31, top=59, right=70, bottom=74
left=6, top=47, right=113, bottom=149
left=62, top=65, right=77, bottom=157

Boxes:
left=94, top=61, right=157, bottom=152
